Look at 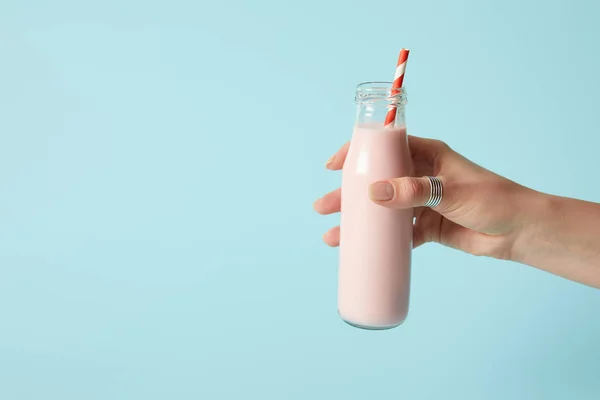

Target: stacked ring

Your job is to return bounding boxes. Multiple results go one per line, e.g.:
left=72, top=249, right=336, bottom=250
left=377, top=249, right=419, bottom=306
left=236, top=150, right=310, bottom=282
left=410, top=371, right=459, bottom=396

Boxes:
left=424, top=176, right=443, bottom=208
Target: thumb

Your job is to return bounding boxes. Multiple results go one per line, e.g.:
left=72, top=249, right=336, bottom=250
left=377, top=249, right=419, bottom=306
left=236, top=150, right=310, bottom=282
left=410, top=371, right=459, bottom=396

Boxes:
left=369, top=176, right=447, bottom=211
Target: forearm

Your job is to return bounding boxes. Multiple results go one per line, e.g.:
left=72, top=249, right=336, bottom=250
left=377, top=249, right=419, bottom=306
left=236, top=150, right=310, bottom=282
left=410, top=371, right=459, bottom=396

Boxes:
left=513, top=192, right=600, bottom=288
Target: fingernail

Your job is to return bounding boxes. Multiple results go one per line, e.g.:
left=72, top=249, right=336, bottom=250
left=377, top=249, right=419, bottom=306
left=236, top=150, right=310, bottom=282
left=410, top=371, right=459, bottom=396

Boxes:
left=369, top=181, right=394, bottom=201
left=312, top=198, right=321, bottom=210
left=326, top=156, right=335, bottom=168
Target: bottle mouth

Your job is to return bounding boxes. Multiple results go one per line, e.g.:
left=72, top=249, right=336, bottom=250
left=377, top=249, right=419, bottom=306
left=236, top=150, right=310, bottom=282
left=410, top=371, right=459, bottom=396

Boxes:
left=354, top=81, right=407, bottom=105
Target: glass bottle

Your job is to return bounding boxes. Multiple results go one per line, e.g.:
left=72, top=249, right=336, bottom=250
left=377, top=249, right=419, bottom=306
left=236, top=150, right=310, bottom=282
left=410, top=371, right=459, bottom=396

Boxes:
left=338, top=82, right=413, bottom=330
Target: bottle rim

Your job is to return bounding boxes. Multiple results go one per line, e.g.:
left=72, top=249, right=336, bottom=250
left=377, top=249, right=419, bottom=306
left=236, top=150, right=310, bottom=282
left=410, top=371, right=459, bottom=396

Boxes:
left=354, top=81, right=407, bottom=106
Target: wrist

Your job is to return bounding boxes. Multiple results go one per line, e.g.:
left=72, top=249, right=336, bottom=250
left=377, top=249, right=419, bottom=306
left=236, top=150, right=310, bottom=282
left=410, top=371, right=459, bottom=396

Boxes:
left=509, top=189, right=558, bottom=264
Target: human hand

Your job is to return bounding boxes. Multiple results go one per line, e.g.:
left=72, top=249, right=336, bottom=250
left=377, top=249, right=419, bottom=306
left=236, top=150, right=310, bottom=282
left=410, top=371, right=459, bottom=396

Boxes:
left=314, top=135, right=540, bottom=261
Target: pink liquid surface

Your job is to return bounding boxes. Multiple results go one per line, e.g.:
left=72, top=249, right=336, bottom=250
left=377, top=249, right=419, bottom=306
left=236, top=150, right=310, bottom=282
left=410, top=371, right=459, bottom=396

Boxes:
left=338, top=123, right=413, bottom=329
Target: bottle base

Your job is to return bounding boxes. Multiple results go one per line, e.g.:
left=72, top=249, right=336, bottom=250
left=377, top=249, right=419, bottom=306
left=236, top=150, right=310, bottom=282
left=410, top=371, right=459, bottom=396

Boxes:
left=338, top=310, right=404, bottom=331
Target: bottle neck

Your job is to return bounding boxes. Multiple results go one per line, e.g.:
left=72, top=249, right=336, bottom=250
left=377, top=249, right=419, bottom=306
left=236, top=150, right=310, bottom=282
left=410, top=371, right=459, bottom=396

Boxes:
left=354, top=82, right=407, bottom=128
left=356, top=103, right=406, bottom=127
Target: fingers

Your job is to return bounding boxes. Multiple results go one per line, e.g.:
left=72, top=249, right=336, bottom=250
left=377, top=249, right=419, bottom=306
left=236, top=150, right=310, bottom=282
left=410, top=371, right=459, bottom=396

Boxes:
left=319, top=142, right=345, bottom=247
left=369, top=176, right=450, bottom=212
left=323, top=226, right=340, bottom=247
left=325, top=142, right=350, bottom=170
left=313, top=186, right=341, bottom=245
left=313, top=188, right=341, bottom=215
left=414, top=206, right=426, bottom=220
left=412, top=207, right=440, bottom=249
left=412, top=224, right=426, bottom=249
left=412, top=208, right=490, bottom=256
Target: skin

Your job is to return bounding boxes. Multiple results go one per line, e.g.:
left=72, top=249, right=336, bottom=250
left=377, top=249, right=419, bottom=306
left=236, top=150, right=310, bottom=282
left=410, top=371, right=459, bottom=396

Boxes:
left=314, top=135, right=600, bottom=289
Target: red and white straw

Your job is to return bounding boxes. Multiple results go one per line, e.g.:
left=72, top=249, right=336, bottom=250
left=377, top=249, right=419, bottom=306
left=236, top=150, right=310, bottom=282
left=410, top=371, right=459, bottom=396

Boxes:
left=384, top=48, right=410, bottom=128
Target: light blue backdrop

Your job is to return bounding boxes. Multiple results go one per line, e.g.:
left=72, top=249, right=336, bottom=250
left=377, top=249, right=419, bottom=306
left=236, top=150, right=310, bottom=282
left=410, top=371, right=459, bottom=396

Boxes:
left=1, top=0, right=599, bottom=399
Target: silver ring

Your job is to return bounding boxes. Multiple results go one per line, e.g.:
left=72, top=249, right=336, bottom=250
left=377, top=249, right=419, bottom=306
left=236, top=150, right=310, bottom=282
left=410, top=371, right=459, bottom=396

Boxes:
left=424, top=176, right=443, bottom=208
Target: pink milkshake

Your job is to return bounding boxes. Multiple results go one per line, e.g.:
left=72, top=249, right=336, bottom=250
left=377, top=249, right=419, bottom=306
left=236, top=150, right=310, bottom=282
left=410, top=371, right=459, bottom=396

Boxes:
left=338, top=83, right=413, bottom=329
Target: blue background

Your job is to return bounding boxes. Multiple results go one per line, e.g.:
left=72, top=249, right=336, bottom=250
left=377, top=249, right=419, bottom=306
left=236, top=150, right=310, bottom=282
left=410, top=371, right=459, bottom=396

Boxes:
left=1, top=0, right=600, bottom=398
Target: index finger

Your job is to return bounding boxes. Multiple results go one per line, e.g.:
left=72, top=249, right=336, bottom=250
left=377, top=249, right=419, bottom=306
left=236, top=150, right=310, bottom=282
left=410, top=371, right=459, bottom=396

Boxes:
left=325, top=141, right=350, bottom=170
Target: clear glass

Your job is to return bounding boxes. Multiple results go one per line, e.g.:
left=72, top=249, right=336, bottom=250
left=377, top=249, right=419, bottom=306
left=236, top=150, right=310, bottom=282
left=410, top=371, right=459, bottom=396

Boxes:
left=337, top=81, right=412, bottom=330
left=354, top=81, right=407, bottom=127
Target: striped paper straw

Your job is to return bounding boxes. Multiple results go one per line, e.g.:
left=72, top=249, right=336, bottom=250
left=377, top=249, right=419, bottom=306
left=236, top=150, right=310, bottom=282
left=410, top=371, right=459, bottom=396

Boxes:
left=384, top=48, right=410, bottom=128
